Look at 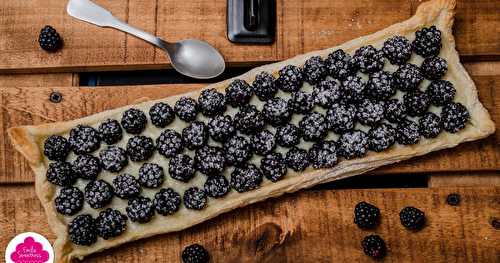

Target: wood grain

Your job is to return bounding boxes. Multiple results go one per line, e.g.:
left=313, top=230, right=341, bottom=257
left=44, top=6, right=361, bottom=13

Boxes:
left=429, top=171, right=500, bottom=187
left=0, top=73, right=77, bottom=87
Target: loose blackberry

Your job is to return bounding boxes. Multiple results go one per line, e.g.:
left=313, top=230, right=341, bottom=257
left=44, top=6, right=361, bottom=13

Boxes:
left=288, top=91, right=315, bottom=114
left=396, top=119, right=421, bottom=145
left=84, top=179, right=114, bottom=209
left=156, top=129, right=184, bottom=158
left=361, top=235, right=386, bottom=260
left=149, top=102, right=175, bottom=128
left=421, top=56, right=448, bottom=80
left=126, top=196, right=155, bottom=223
left=182, top=244, right=210, bottom=263
left=325, top=103, right=357, bottom=134
left=38, top=25, right=62, bottom=52
left=183, top=187, right=207, bottom=210
left=46, top=161, right=76, bottom=186
left=230, top=164, right=263, bottom=192
left=352, top=45, right=385, bottom=74
left=225, top=79, right=253, bottom=107
left=313, top=79, right=342, bottom=108
left=368, top=124, right=396, bottom=152
left=325, top=49, right=356, bottom=80
left=356, top=99, right=385, bottom=126
left=153, top=188, right=181, bottom=215
left=252, top=71, right=278, bottom=101
left=419, top=112, right=442, bottom=138
left=234, top=104, right=265, bottom=134
left=403, top=90, right=431, bottom=117
left=384, top=99, right=407, bottom=123
left=204, top=174, right=230, bottom=198
left=194, top=146, right=225, bottom=175
left=99, top=146, right=128, bottom=172
left=69, top=125, right=101, bottom=154
left=175, top=97, right=198, bottom=122
left=299, top=112, right=328, bottom=142
left=126, top=135, right=155, bottom=162
left=198, top=88, right=226, bottom=117
left=208, top=115, right=235, bottom=142
left=441, top=102, right=470, bottom=133
left=413, top=25, right=442, bottom=57
left=138, top=163, right=164, bottom=188
left=399, top=206, right=426, bottom=230
left=223, top=135, right=252, bottom=166
left=98, top=119, right=123, bottom=145
left=382, top=35, right=412, bottom=65
left=113, top=173, right=141, bottom=199
left=260, top=152, right=287, bottom=182
left=72, top=154, right=101, bottom=180
left=354, top=201, right=380, bottom=229
left=392, top=63, right=423, bottom=91
left=338, top=130, right=369, bottom=159
left=182, top=121, right=208, bottom=150
left=277, top=64, right=304, bottom=92
left=55, top=186, right=84, bottom=215
left=95, top=208, right=127, bottom=240
left=365, top=71, right=396, bottom=100
left=262, top=98, right=291, bottom=126
left=285, top=147, right=310, bottom=172
left=342, top=75, right=366, bottom=103
left=426, top=80, right=456, bottom=106
left=308, top=140, right=338, bottom=169
left=275, top=123, right=301, bottom=147
left=68, top=214, right=97, bottom=246
left=168, top=154, right=196, bottom=182
left=303, top=56, right=327, bottom=84
left=43, top=135, right=70, bottom=161
left=250, top=130, right=276, bottom=155
left=121, top=108, right=147, bottom=134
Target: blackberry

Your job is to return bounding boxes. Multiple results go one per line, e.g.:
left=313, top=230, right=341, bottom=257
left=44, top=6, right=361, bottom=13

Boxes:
left=392, top=63, right=423, bottom=91
left=260, top=152, right=287, bottom=182
left=365, top=71, right=396, bottom=100
left=223, top=135, right=252, bottom=166
left=46, top=161, right=76, bottom=186
left=84, top=179, right=114, bottom=209
left=426, top=80, right=456, bottom=106
left=95, top=208, right=127, bottom=240
left=419, top=112, right=442, bottom=138
left=325, top=49, right=356, bottom=80
left=299, top=112, right=328, bottom=142
left=285, top=147, right=310, bottom=172
left=338, top=130, right=369, bottom=159
left=303, top=56, right=327, bottom=84
left=396, top=119, right=421, bottom=145
left=368, top=124, right=396, bottom=152
left=399, top=206, right=426, bottom=230
left=230, top=164, right=263, bottom=192
left=138, top=163, right=164, bottom=188
left=225, top=79, right=253, bottom=107
left=441, top=102, right=470, bottom=133
left=342, top=75, right=366, bottom=103
left=126, top=196, right=155, bottom=223
left=421, top=56, right=448, bottom=80
left=43, top=135, right=70, bottom=161
left=275, top=123, right=301, bottom=147
left=352, top=45, right=385, bottom=74
left=313, top=79, right=342, bottom=108
left=288, top=91, right=315, bottom=114
left=354, top=201, right=380, bottom=229
left=149, top=102, right=175, bottom=128
left=72, top=154, right=101, bottom=180
left=234, top=104, right=265, bottom=134
left=38, top=25, right=62, bottom=52
left=98, top=119, right=123, bottom=145
left=262, top=98, right=291, bottom=126
left=183, top=187, right=207, bottom=210
left=325, top=103, right=357, bottom=134
left=156, top=129, right=184, bottom=158
left=55, top=186, right=84, bottom=215
left=308, top=140, right=338, bottom=169
left=384, top=99, right=407, bottom=123
left=126, top=135, right=155, bottom=162
left=404, top=90, right=430, bottom=117
left=276, top=65, right=304, bottom=92
left=168, top=154, right=196, bottom=182
left=69, top=125, right=101, bottom=154
left=194, top=146, right=225, bottom=175
left=121, top=108, right=147, bottom=134
left=182, top=244, right=210, bottom=263
left=175, top=97, right=198, bottom=122
left=153, top=188, right=181, bottom=215
left=413, top=25, right=442, bottom=57
left=382, top=35, right=412, bottom=65
left=208, top=115, right=235, bottom=142
left=68, top=214, right=97, bottom=246
left=113, top=173, right=141, bottom=199
left=250, top=130, right=276, bottom=155
left=356, top=99, right=385, bottom=126
left=361, top=235, right=386, bottom=260
left=198, top=88, right=226, bottom=117
left=182, top=121, right=208, bottom=150
left=204, top=174, right=230, bottom=198
left=99, top=146, right=128, bottom=172
left=252, top=71, right=278, bottom=101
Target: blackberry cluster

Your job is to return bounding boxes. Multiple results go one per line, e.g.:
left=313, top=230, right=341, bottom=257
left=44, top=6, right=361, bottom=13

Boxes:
left=413, top=26, right=442, bottom=57
left=138, top=163, right=164, bottom=188
left=113, top=173, right=141, bottom=199
left=69, top=125, right=101, bottom=154
left=325, top=49, right=356, bottom=80
left=252, top=71, right=278, bottom=101
left=419, top=112, right=442, bottom=138
left=223, top=135, right=252, bottom=166
left=194, top=146, right=225, bottom=175
left=275, top=123, right=301, bottom=147
left=399, top=206, right=426, bottom=230
left=365, top=71, right=395, bottom=100
left=441, top=102, right=469, bottom=133
left=183, top=187, right=207, bottom=210
left=382, top=35, right=412, bottom=65
left=99, top=146, right=128, bottom=172
left=303, top=56, right=327, bottom=84
left=299, top=112, right=328, bottom=142
left=46, top=161, right=76, bottom=186
left=260, top=152, right=287, bottom=182
left=342, top=75, right=366, bottom=103
left=230, top=164, right=263, bottom=192
left=234, top=104, right=265, bottom=134
left=285, top=147, right=310, bottom=172
left=121, top=108, right=147, bottom=134
left=198, top=88, right=226, bottom=117
left=421, top=56, right=448, bottom=80
left=352, top=45, right=385, bottom=74
left=182, top=121, right=208, bottom=150
left=98, top=119, right=123, bottom=145
left=308, top=140, right=338, bottom=169
left=225, top=79, right=253, bottom=107
left=403, top=90, right=430, bottom=117
left=250, top=130, right=276, bottom=155
left=262, top=98, right=291, bottom=126
left=361, top=235, right=386, bottom=260
left=288, top=91, right=315, bottom=114
left=153, top=188, right=181, bottom=215
left=208, top=115, right=235, bottom=142
left=392, top=63, right=423, bottom=91
left=72, top=154, right=100, bottom=180
left=149, top=102, right=175, bottom=128
left=313, top=79, right=342, bottom=108
left=354, top=201, right=380, bottom=229
left=175, top=97, right=198, bottom=122
left=38, top=25, right=63, bottom=52
left=396, top=119, right=421, bottom=145
left=126, top=196, right=155, bottom=223
left=276, top=65, right=304, bottom=92
left=384, top=99, right=407, bottom=123
left=55, top=186, right=84, bottom=215
left=338, top=130, right=369, bottom=159
left=156, top=129, right=184, bottom=158
left=368, top=124, right=396, bottom=152
left=181, top=244, right=210, bottom=263
left=426, top=80, right=456, bottom=106
left=356, top=99, right=385, bottom=126
left=95, top=208, right=128, bottom=240
left=43, top=135, right=70, bottom=161
left=126, top=135, right=155, bottom=162
left=204, top=174, right=230, bottom=198
left=325, top=103, right=356, bottom=134
left=68, top=214, right=97, bottom=246
left=84, top=179, right=114, bottom=209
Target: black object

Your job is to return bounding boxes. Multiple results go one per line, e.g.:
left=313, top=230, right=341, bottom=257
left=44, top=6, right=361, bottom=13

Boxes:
left=446, top=193, right=461, bottom=206
left=49, top=91, right=63, bottom=103
left=227, top=0, right=276, bottom=44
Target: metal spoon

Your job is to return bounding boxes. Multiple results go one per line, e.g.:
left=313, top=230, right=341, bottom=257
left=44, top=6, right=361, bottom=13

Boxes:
left=67, top=0, right=225, bottom=79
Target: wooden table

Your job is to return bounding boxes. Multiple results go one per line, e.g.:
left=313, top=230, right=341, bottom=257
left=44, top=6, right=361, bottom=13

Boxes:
left=0, top=0, right=498, bottom=262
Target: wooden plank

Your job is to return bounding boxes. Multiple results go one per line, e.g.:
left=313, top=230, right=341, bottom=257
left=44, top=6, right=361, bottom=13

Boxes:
left=0, top=73, right=77, bottom=87
left=429, top=171, right=500, bottom=187
left=0, top=0, right=498, bottom=73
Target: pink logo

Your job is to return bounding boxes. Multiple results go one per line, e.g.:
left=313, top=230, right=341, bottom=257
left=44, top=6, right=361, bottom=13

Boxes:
left=9, top=236, right=50, bottom=263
